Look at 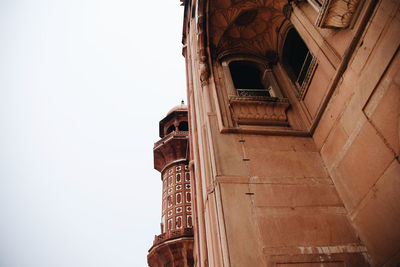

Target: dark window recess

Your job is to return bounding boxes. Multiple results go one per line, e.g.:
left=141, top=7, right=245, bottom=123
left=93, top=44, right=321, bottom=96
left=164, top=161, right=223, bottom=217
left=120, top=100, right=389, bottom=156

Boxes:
left=166, top=125, right=176, bottom=134
left=178, top=121, right=188, bottom=131
left=229, top=61, right=270, bottom=97
left=315, top=0, right=323, bottom=7
left=282, top=28, right=313, bottom=88
left=229, top=62, right=264, bottom=89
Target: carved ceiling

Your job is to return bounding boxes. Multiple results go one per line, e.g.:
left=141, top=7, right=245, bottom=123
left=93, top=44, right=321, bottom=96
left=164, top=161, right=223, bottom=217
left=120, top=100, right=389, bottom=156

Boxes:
left=209, top=0, right=287, bottom=59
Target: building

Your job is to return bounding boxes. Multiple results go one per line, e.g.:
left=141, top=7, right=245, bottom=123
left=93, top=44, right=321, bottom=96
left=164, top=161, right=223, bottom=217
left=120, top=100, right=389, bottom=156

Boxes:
left=180, top=0, right=400, bottom=266
left=149, top=0, right=400, bottom=265
left=147, top=103, right=194, bottom=266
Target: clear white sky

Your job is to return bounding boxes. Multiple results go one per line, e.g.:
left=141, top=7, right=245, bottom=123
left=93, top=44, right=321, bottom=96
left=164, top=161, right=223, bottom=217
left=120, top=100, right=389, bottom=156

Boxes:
left=0, top=1, right=186, bottom=266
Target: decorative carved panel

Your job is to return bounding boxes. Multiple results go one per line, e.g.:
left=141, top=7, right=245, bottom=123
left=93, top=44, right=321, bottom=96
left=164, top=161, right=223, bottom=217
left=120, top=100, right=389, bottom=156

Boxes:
left=316, top=0, right=361, bottom=28
left=229, top=97, right=290, bottom=126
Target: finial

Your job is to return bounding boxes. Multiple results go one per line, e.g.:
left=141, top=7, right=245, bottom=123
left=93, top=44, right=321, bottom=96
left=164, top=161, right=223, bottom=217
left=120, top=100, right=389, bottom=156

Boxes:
left=181, top=100, right=185, bottom=105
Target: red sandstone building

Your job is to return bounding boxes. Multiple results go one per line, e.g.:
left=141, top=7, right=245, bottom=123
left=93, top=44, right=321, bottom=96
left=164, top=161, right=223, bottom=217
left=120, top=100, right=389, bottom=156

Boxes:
left=149, top=0, right=400, bottom=266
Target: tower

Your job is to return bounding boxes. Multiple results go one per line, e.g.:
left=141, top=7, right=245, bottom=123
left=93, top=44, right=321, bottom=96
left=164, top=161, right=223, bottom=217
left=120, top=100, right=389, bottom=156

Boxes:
left=147, top=103, right=194, bottom=267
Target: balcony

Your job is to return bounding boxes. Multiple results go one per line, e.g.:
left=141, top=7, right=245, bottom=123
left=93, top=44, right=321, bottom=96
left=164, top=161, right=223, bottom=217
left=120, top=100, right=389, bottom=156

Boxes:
left=229, top=96, right=290, bottom=126
left=154, top=130, right=189, bottom=149
left=153, top=130, right=189, bottom=172
left=151, top=227, right=194, bottom=248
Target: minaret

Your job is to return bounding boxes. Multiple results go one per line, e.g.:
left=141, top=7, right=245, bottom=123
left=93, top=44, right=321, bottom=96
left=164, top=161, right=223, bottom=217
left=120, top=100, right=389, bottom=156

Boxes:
left=147, top=102, right=194, bottom=267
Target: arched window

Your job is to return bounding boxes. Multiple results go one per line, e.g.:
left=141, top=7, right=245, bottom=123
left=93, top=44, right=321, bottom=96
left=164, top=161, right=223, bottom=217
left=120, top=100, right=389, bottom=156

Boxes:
left=178, top=121, right=188, bottom=131
left=219, top=56, right=289, bottom=128
left=282, top=28, right=315, bottom=95
left=228, top=61, right=270, bottom=97
left=166, top=125, right=176, bottom=134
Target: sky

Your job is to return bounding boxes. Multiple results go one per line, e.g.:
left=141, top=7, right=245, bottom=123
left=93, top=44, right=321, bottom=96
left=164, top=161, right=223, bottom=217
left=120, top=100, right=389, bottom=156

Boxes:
left=0, top=1, right=186, bottom=266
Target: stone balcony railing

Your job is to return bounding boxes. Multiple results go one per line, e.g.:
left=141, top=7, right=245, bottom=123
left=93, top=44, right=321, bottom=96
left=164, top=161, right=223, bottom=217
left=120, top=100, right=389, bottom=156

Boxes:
left=151, top=227, right=194, bottom=248
left=154, top=131, right=189, bottom=148
left=229, top=96, right=290, bottom=126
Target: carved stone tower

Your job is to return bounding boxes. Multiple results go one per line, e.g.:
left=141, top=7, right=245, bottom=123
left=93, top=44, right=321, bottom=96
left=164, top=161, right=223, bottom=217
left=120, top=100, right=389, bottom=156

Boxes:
left=147, top=103, right=194, bottom=267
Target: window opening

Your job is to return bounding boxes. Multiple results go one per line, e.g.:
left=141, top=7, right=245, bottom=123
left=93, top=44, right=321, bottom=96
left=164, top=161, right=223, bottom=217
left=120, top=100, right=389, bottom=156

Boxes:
left=228, top=61, right=270, bottom=97
left=282, top=28, right=315, bottom=97
left=166, top=125, right=176, bottom=134
left=178, top=121, right=188, bottom=131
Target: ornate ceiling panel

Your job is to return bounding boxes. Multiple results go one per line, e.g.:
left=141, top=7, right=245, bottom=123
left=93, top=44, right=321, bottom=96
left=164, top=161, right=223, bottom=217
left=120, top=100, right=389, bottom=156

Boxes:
left=209, top=0, right=287, bottom=58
